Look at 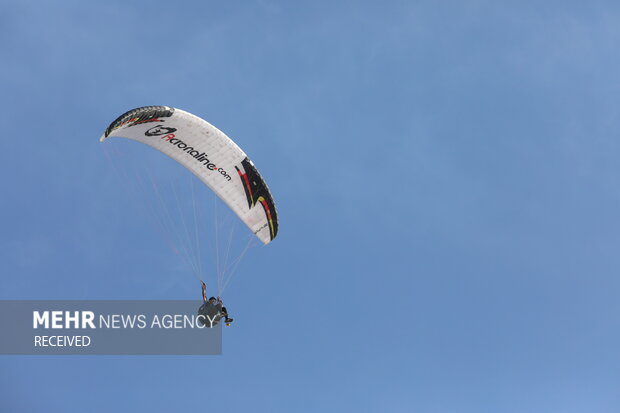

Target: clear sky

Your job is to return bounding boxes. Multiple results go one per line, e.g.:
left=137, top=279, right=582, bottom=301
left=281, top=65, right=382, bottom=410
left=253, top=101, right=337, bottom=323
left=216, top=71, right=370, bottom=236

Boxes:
left=2, top=0, right=620, bottom=411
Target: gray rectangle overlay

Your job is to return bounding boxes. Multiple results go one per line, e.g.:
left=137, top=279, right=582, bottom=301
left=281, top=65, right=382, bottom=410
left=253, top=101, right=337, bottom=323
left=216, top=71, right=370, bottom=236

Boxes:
left=0, top=301, right=222, bottom=355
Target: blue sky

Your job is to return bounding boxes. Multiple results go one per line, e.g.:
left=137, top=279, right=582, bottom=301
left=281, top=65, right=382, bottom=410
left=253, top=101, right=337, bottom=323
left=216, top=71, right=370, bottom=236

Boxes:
left=2, top=0, right=620, bottom=411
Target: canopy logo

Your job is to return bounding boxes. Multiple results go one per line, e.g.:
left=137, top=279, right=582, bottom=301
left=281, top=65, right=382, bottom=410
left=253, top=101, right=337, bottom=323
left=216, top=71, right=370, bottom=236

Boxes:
left=160, top=133, right=232, bottom=181
left=145, top=125, right=177, bottom=136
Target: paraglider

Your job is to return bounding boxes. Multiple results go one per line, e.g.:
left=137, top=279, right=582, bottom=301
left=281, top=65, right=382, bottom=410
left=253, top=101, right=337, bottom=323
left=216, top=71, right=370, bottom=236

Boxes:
left=101, top=106, right=278, bottom=326
left=198, top=281, right=233, bottom=327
